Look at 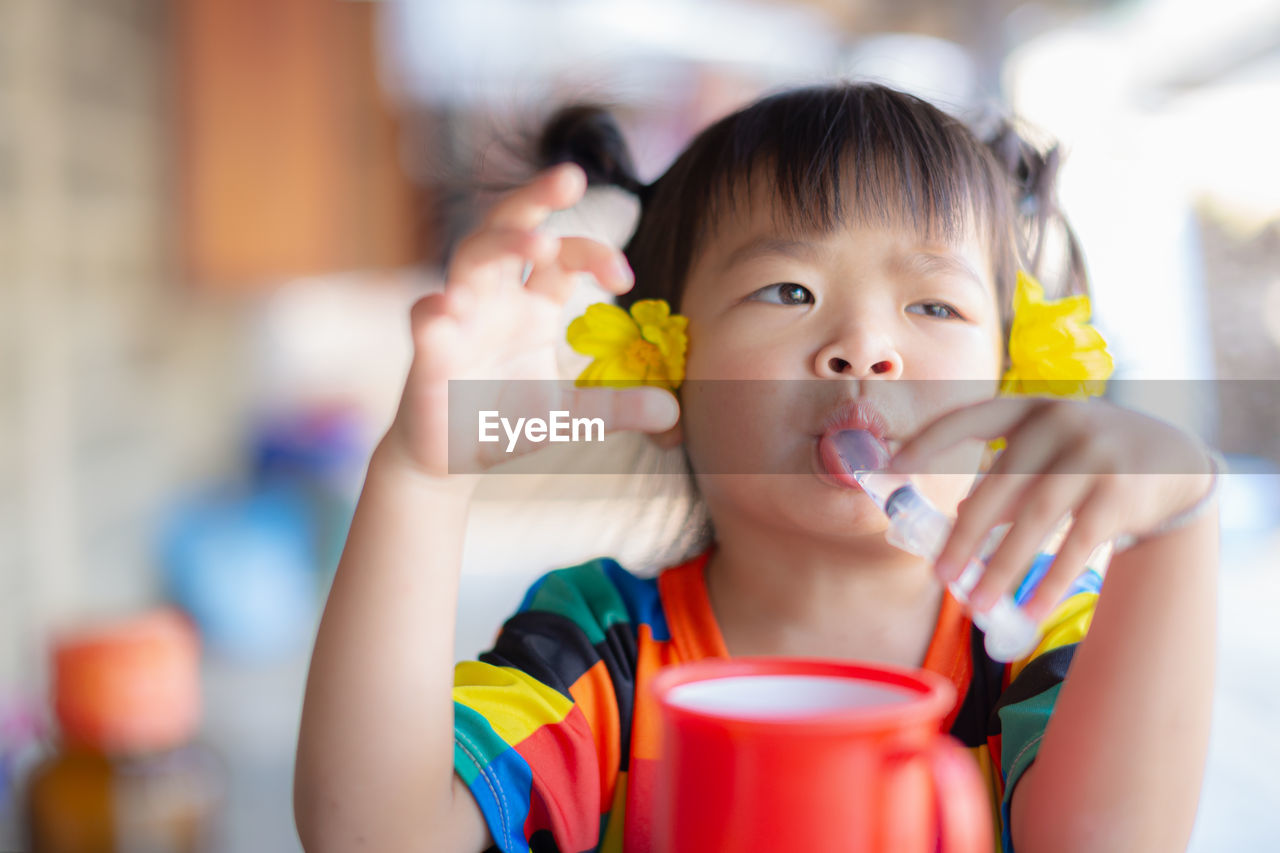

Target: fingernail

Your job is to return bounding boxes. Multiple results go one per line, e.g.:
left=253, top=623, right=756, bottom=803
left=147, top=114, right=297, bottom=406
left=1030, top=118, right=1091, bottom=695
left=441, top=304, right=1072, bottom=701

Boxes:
left=666, top=400, right=681, bottom=427
left=1025, top=600, right=1050, bottom=624
left=616, top=257, right=634, bottom=284
left=935, top=561, right=960, bottom=583
left=969, top=590, right=993, bottom=613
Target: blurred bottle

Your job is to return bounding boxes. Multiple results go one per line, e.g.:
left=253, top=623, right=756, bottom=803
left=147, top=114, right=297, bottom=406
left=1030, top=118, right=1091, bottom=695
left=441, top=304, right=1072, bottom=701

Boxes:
left=157, top=406, right=364, bottom=663
left=23, top=611, right=222, bottom=852
left=161, top=484, right=317, bottom=661
left=251, top=405, right=366, bottom=585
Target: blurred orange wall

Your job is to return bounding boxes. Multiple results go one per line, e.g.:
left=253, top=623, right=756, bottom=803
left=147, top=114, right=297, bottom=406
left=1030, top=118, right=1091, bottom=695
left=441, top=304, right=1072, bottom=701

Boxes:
left=175, top=0, right=423, bottom=288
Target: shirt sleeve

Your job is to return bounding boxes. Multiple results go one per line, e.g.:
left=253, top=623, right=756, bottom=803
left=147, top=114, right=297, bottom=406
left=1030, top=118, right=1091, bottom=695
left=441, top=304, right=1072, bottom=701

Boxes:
left=452, top=559, right=643, bottom=853
left=993, top=555, right=1103, bottom=852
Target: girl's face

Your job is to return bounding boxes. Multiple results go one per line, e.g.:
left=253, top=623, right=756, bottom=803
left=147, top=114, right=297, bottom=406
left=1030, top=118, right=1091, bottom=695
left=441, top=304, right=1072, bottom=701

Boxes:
left=676, top=184, right=1005, bottom=541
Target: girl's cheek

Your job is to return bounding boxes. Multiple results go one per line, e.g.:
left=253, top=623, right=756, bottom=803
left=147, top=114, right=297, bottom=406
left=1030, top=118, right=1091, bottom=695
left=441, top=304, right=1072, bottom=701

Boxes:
left=687, top=335, right=788, bottom=380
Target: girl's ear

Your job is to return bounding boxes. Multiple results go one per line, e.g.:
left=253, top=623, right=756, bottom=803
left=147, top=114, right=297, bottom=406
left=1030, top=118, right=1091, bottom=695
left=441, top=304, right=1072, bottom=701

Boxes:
left=647, top=420, right=684, bottom=450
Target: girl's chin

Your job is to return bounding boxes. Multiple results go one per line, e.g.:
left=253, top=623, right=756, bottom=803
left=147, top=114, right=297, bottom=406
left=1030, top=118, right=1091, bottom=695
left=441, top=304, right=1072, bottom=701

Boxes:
left=697, top=459, right=893, bottom=540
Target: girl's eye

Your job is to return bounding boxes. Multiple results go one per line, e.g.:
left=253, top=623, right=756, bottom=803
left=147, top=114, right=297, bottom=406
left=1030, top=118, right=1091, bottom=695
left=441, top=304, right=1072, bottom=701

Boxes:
left=909, top=301, right=964, bottom=320
left=750, top=282, right=814, bottom=306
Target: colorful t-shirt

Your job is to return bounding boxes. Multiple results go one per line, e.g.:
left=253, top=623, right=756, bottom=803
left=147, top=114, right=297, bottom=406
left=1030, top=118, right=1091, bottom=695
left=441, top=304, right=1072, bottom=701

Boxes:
left=453, top=549, right=1101, bottom=853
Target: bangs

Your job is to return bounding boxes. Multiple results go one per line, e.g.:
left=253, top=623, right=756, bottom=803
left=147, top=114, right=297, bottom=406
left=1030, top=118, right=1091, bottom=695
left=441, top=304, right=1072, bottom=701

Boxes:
left=703, top=86, right=1006, bottom=249
left=623, top=83, right=1017, bottom=326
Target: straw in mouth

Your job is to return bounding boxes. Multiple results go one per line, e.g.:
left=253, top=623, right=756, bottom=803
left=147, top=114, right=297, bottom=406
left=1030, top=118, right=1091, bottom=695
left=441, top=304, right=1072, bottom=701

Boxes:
left=829, top=429, right=890, bottom=473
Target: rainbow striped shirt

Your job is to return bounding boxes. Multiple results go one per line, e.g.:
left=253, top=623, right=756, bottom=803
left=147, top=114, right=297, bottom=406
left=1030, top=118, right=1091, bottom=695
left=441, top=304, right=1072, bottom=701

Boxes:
left=453, top=549, right=1100, bottom=852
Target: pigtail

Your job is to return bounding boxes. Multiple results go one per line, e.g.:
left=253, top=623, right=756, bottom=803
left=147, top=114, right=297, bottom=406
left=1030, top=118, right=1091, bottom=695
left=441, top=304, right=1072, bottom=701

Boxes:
left=536, top=105, right=651, bottom=203
left=983, top=120, right=1090, bottom=300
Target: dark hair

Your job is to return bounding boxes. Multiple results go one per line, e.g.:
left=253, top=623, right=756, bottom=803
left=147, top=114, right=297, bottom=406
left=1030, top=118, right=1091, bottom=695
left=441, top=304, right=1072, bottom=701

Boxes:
left=536, top=83, right=1087, bottom=351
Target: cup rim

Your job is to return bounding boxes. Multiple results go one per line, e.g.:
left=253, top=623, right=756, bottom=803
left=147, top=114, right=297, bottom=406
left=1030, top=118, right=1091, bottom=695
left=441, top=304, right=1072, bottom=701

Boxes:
left=650, top=657, right=956, bottom=732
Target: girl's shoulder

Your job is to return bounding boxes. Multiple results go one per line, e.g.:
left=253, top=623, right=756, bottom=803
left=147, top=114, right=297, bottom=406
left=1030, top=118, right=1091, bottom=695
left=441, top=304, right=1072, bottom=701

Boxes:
left=513, top=556, right=667, bottom=641
left=511, top=550, right=712, bottom=646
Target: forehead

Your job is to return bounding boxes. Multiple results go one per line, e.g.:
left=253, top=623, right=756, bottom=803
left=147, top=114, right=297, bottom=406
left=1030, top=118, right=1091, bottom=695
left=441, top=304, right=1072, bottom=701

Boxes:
left=694, top=168, right=995, bottom=282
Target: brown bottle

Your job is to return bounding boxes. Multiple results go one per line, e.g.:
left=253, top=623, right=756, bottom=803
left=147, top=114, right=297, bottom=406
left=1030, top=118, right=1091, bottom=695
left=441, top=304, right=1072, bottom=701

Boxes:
left=24, top=610, right=222, bottom=852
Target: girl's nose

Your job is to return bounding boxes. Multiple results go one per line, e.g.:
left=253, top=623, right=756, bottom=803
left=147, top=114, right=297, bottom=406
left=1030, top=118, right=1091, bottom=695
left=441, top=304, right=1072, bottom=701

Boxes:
left=813, top=326, right=903, bottom=379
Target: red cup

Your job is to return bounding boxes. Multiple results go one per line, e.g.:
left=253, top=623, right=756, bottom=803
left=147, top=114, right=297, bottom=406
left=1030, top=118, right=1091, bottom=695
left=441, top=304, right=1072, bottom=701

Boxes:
left=651, top=658, right=991, bottom=853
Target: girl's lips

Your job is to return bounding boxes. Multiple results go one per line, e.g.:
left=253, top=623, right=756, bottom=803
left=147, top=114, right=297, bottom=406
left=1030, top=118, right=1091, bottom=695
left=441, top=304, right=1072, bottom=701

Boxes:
left=814, top=399, right=897, bottom=489
left=816, top=429, right=895, bottom=490
left=820, top=398, right=892, bottom=443
left=818, top=434, right=862, bottom=489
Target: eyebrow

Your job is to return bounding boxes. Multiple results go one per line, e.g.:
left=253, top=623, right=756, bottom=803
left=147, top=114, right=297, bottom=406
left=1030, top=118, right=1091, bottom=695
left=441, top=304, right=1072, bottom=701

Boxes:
left=896, top=251, right=987, bottom=293
left=718, top=238, right=989, bottom=294
left=719, top=236, right=822, bottom=273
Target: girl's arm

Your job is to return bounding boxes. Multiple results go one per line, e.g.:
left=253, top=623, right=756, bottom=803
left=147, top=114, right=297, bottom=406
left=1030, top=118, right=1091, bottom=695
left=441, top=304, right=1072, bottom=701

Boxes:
left=1010, top=507, right=1218, bottom=852
left=889, top=398, right=1221, bottom=851
left=292, top=164, right=672, bottom=852
left=294, top=444, right=492, bottom=851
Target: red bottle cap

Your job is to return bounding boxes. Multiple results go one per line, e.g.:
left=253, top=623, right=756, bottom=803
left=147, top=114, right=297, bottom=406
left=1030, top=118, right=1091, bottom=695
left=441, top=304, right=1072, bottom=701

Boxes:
left=53, top=609, right=201, bottom=753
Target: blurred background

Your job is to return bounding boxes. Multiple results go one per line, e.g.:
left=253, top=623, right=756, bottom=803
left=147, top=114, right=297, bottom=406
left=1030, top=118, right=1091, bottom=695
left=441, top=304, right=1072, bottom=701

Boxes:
left=2, top=0, right=1278, bottom=849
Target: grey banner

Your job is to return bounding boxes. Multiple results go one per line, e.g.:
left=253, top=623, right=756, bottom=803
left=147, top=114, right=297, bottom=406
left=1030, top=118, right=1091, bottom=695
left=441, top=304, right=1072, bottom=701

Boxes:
left=447, top=379, right=1280, bottom=476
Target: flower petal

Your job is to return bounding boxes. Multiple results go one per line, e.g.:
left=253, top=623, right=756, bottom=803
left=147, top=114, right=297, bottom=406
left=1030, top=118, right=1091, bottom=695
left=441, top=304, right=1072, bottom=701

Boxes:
left=629, top=299, right=671, bottom=328
left=575, top=355, right=643, bottom=387
left=569, top=298, right=688, bottom=391
left=567, top=303, right=639, bottom=358
left=1002, top=271, right=1114, bottom=398
left=639, top=315, right=687, bottom=388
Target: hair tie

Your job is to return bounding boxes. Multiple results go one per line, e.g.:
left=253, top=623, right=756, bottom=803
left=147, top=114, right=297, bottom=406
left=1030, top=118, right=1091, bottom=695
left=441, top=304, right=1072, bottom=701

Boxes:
left=615, top=176, right=653, bottom=207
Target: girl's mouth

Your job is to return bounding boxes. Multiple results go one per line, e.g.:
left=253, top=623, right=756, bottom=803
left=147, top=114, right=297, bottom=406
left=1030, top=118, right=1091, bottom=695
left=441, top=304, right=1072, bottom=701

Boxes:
left=820, top=398, right=892, bottom=439
left=816, top=430, right=892, bottom=489
left=815, top=398, right=896, bottom=488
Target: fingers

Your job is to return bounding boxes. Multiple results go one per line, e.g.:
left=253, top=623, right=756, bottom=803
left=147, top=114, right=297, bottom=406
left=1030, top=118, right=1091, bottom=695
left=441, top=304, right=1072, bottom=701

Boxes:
left=482, top=162, right=587, bottom=231
left=446, top=162, right=584, bottom=292
left=957, top=433, right=1116, bottom=621
left=410, top=288, right=480, bottom=331
left=524, top=236, right=635, bottom=302
left=560, top=385, right=680, bottom=435
left=448, top=164, right=633, bottom=305
left=449, top=227, right=560, bottom=291
left=934, top=404, right=1080, bottom=581
left=934, top=474, right=1031, bottom=584
left=895, top=396, right=1127, bottom=622
left=965, top=473, right=1089, bottom=612
left=1022, top=482, right=1119, bottom=621
left=407, top=293, right=464, bottom=379
left=890, top=397, right=1039, bottom=474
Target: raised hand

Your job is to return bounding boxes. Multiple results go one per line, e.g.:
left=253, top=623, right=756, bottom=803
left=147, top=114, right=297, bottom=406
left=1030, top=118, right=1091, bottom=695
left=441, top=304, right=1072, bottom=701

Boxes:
left=382, top=163, right=680, bottom=479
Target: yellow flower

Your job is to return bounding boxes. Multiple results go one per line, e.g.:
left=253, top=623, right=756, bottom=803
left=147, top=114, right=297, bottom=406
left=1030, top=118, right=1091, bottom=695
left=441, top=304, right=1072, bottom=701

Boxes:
left=987, top=271, right=1115, bottom=454
left=999, top=271, right=1114, bottom=399
left=567, top=299, right=688, bottom=391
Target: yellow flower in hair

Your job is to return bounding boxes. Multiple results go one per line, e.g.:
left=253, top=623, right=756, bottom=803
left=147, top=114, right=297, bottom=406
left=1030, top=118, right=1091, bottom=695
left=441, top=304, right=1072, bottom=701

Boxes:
left=999, top=270, right=1114, bottom=398
left=567, top=299, right=688, bottom=391
left=987, top=271, right=1114, bottom=453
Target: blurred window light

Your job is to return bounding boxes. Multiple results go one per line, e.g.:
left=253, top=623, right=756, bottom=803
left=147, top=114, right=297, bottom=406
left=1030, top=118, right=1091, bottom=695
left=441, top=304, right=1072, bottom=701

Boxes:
left=1164, top=52, right=1280, bottom=235
left=1000, top=0, right=1280, bottom=396
left=1005, top=0, right=1280, bottom=232
left=377, top=0, right=844, bottom=107
left=1265, top=277, right=1280, bottom=353
left=839, top=34, right=980, bottom=114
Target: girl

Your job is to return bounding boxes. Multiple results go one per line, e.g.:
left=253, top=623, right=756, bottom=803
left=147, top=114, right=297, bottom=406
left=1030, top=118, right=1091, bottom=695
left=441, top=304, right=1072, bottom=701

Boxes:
left=294, top=84, right=1219, bottom=852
